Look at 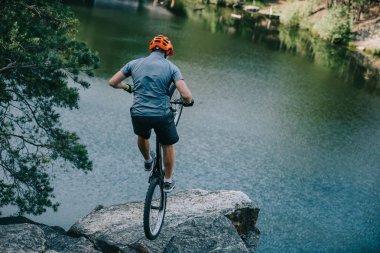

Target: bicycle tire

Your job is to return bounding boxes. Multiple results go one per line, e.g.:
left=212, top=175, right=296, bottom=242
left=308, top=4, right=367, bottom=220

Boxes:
left=169, top=83, right=183, bottom=126
left=143, top=177, right=167, bottom=240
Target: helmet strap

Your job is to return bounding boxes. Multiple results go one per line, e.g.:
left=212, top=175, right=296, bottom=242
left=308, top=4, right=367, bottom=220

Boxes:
left=165, top=49, right=172, bottom=58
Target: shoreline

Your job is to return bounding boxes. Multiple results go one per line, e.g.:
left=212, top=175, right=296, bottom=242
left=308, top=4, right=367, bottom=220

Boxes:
left=188, top=0, right=380, bottom=73
left=259, top=0, right=380, bottom=72
left=179, top=0, right=380, bottom=92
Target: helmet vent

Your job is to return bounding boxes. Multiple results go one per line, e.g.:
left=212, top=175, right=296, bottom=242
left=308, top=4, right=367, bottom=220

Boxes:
left=149, top=35, right=174, bottom=56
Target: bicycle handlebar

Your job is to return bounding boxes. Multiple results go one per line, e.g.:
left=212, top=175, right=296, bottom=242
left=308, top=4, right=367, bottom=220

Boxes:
left=170, top=99, right=184, bottom=105
left=170, top=98, right=194, bottom=107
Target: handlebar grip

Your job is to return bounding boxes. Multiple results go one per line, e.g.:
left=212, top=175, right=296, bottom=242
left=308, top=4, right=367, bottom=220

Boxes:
left=183, top=98, right=194, bottom=107
left=124, top=84, right=134, bottom=94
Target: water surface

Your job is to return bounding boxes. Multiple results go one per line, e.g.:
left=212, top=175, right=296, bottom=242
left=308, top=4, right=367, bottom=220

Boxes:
left=16, top=1, right=380, bottom=252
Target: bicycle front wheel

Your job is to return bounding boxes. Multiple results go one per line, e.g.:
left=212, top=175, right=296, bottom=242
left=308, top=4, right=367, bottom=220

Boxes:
left=143, top=177, right=167, bottom=240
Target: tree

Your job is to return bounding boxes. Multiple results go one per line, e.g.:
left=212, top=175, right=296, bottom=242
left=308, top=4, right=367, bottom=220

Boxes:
left=0, top=0, right=99, bottom=215
left=350, top=0, right=379, bottom=22
left=326, top=0, right=380, bottom=21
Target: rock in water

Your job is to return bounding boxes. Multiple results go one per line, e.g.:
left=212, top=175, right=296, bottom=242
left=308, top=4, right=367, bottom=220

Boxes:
left=68, top=189, right=260, bottom=253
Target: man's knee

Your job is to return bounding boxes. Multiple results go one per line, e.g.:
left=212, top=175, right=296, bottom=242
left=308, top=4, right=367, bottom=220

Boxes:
left=162, top=144, right=174, bottom=151
left=137, top=136, right=150, bottom=149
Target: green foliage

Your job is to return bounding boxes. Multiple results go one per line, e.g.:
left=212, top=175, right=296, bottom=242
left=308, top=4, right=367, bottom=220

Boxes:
left=278, top=26, right=379, bottom=92
left=279, top=0, right=379, bottom=44
left=280, top=2, right=313, bottom=29
left=312, top=5, right=351, bottom=44
left=166, top=0, right=187, bottom=16
left=374, top=49, right=380, bottom=57
left=367, top=48, right=380, bottom=58
left=0, top=0, right=99, bottom=215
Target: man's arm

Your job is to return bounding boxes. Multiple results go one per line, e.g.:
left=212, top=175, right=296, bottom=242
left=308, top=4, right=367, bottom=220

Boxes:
left=109, top=70, right=131, bottom=90
left=175, top=79, right=192, bottom=104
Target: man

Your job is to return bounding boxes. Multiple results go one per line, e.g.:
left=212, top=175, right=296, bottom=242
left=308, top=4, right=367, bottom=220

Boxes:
left=108, top=35, right=193, bottom=192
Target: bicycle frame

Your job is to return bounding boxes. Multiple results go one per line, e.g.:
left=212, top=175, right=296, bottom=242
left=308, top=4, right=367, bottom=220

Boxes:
left=150, top=97, right=183, bottom=182
left=143, top=86, right=187, bottom=240
left=149, top=139, right=164, bottom=184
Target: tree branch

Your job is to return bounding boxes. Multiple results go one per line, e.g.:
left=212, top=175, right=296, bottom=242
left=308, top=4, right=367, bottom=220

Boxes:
left=0, top=132, right=49, bottom=148
left=0, top=61, right=17, bottom=73
left=8, top=89, right=50, bottom=135
left=21, top=3, right=61, bottom=27
left=0, top=63, right=53, bottom=73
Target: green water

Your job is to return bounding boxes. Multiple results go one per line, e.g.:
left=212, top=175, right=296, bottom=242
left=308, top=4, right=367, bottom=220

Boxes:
left=20, top=1, right=380, bottom=252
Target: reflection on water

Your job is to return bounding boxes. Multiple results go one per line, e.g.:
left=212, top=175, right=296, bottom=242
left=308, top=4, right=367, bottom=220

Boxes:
left=184, top=3, right=380, bottom=96
left=277, top=28, right=380, bottom=95
left=8, top=1, right=379, bottom=253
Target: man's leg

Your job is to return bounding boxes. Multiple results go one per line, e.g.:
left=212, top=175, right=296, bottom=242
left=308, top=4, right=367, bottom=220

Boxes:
left=137, top=135, right=151, bottom=160
left=138, top=135, right=156, bottom=171
left=162, top=144, right=175, bottom=179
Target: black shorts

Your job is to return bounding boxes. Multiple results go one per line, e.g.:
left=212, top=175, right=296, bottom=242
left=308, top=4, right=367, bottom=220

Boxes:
left=131, top=111, right=179, bottom=145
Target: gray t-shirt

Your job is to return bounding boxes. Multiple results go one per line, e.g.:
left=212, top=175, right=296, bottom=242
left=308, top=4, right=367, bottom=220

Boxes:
left=121, top=51, right=184, bottom=116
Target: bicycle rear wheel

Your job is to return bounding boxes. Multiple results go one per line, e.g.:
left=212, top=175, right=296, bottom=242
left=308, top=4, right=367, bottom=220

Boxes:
left=143, top=177, right=167, bottom=240
left=169, top=83, right=183, bottom=126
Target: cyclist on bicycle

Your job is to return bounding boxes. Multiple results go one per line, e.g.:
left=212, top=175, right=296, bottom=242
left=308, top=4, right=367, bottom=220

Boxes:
left=108, top=35, right=193, bottom=192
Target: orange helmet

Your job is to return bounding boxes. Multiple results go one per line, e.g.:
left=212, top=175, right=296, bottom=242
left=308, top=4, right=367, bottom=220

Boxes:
left=149, top=35, right=174, bottom=56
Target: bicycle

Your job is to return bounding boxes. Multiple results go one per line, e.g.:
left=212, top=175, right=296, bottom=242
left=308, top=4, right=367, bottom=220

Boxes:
left=143, top=83, right=185, bottom=240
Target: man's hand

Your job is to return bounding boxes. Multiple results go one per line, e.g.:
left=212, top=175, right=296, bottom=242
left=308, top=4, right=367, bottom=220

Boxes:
left=183, top=98, right=194, bottom=107
left=124, top=84, right=134, bottom=94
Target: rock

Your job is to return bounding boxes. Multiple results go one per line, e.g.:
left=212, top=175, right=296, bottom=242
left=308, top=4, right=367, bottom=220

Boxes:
left=0, top=223, right=46, bottom=252
left=0, top=217, right=100, bottom=253
left=353, top=17, right=380, bottom=42
left=243, top=5, right=260, bottom=12
left=231, top=13, right=242, bottom=19
left=159, top=215, right=249, bottom=253
left=68, top=189, right=260, bottom=253
left=0, top=190, right=260, bottom=252
left=41, top=225, right=101, bottom=253
left=357, top=46, right=366, bottom=51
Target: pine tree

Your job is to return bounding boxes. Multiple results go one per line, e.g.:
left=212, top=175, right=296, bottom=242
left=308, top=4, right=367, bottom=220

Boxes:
left=0, top=0, right=99, bottom=215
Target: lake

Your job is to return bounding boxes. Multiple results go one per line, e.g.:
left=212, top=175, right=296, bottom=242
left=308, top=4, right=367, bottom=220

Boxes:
left=17, top=1, right=380, bottom=252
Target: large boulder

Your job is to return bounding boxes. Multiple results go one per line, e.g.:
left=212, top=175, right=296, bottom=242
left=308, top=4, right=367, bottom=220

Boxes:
left=0, top=223, right=46, bottom=253
left=0, top=217, right=100, bottom=253
left=68, top=189, right=260, bottom=253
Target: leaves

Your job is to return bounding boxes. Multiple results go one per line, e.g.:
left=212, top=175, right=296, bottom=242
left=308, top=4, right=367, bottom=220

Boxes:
left=0, top=0, right=99, bottom=215
left=312, top=5, right=351, bottom=44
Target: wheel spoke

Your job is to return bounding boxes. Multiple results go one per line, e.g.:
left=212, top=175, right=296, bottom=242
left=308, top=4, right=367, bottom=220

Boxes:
left=143, top=178, right=166, bottom=240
